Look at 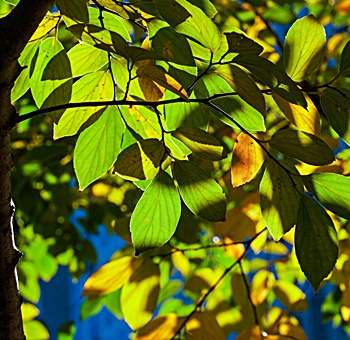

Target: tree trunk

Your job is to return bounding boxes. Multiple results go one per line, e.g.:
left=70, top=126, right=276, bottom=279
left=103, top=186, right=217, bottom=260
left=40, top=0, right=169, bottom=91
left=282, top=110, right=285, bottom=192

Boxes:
left=0, top=1, right=54, bottom=338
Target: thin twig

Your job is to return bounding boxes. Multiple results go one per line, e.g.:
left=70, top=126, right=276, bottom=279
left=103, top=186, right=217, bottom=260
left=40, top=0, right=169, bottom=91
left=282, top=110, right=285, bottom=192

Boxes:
left=171, top=228, right=267, bottom=339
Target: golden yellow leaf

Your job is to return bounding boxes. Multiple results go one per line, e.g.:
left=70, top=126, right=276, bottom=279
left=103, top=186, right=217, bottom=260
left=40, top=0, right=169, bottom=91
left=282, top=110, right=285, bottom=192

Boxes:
left=137, top=64, right=188, bottom=101
left=273, top=93, right=321, bottom=136
left=231, top=133, right=265, bottom=188
left=135, top=314, right=184, bottom=340
left=82, top=256, right=143, bottom=297
left=121, top=258, right=160, bottom=330
left=30, top=12, right=60, bottom=41
left=172, top=251, right=191, bottom=276
left=250, top=270, right=275, bottom=305
left=273, top=281, right=308, bottom=312
left=186, top=312, right=225, bottom=340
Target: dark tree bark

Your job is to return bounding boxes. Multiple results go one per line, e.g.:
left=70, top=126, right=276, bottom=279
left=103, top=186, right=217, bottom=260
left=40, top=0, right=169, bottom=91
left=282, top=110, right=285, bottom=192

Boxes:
left=0, top=1, right=54, bottom=338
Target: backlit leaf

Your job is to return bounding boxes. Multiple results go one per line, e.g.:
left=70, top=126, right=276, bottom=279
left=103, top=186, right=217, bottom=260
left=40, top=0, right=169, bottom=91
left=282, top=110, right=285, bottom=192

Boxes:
left=56, top=0, right=89, bottom=23
left=173, top=160, right=226, bottom=222
left=284, top=15, right=326, bottom=82
left=30, top=37, right=72, bottom=111
left=303, top=173, right=350, bottom=220
left=269, top=129, right=335, bottom=166
left=135, top=314, right=183, bottom=340
left=154, top=0, right=221, bottom=51
left=233, top=54, right=307, bottom=108
left=231, top=132, right=265, bottom=188
left=273, top=93, right=321, bottom=135
left=137, top=64, right=188, bottom=101
left=295, top=195, right=338, bottom=291
left=171, top=126, right=226, bottom=161
left=130, top=171, right=181, bottom=255
left=148, top=19, right=196, bottom=66
left=21, top=303, right=39, bottom=322
left=260, top=161, right=303, bottom=241
left=273, top=281, right=308, bottom=311
left=339, top=40, right=350, bottom=76
left=250, top=270, right=275, bottom=305
left=74, top=106, right=125, bottom=190
left=185, top=312, right=225, bottom=340
left=114, top=139, right=166, bottom=181
left=214, top=64, right=266, bottom=116
left=68, top=24, right=166, bottom=62
left=23, top=320, right=49, bottom=340
left=82, top=256, right=143, bottom=297
left=320, top=87, right=350, bottom=145
left=54, top=71, right=114, bottom=138
left=121, top=258, right=160, bottom=330
left=30, top=12, right=60, bottom=41
left=67, top=43, right=108, bottom=77
left=225, top=29, right=263, bottom=55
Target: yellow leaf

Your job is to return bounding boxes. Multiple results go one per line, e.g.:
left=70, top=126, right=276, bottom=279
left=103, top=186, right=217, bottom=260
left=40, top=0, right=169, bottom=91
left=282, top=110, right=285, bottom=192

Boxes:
left=121, top=258, right=160, bottom=330
left=186, top=312, right=225, bottom=340
left=21, top=303, right=39, bottom=322
left=273, top=281, right=308, bottom=312
left=250, top=270, right=275, bottom=305
left=185, top=268, right=223, bottom=296
left=137, top=64, right=188, bottom=101
left=172, top=251, right=191, bottom=276
left=135, top=314, right=183, bottom=340
left=273, top=93, right=321, bottom=136
left=231, top=133, right=265, bottom=188
left=83, top=256, right=143, bottom=297
left=30, top=12, right=60, bottom=41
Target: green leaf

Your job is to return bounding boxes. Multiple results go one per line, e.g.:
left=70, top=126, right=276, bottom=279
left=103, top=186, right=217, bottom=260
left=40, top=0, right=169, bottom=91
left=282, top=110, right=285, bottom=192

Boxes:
left=339, top=40, right=350, bottom=77
left=130, top=171, right=181, bottom=255
left=260, top=161, right=303, bottom=241
left=30, top=37, right=72, bottom=111
left=263, top=5, right=296, bottom=24
left=173, top=160, right=226, bottom=222
left=148, top=19, right=195, bottom=66
left=303, top=173, right=350, bottom=220
left=211, top=96, right=266, bottom=133
left=163, top=94, right=210, bottom=131
left=88, top=6, right=131, bottom=42
left=80, top=297, right=104, bottom=321
left=224, top=29, right=263, bottom=55
left=320, top=87, right=350, bottom=145
left=12, top=40, right=40, bottom=102
left=74, top=106, right=125, bottom=191
left=114, top=139, right=166, bottom=181
left=54, top=71, right=114, bottom=138
left=269, top=129, right=335, bottom=166
left=23, top=320, right=49, bottom=340
left=171, top=126, right=226, bottom=161
left=68, top=24, right=167, bottom=62
left=295, top=195, right=338, bottom=291
left=214, top=64, right=266, bottom=116
left=233, top=54, right=307, bottom=108
left=67, top=43, right=108, bottom=77
left=284, top=15, right=326, bottom=82
left=56, top=0, right=89, bottom=23
left=154, top=0, right=221, bottom=51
